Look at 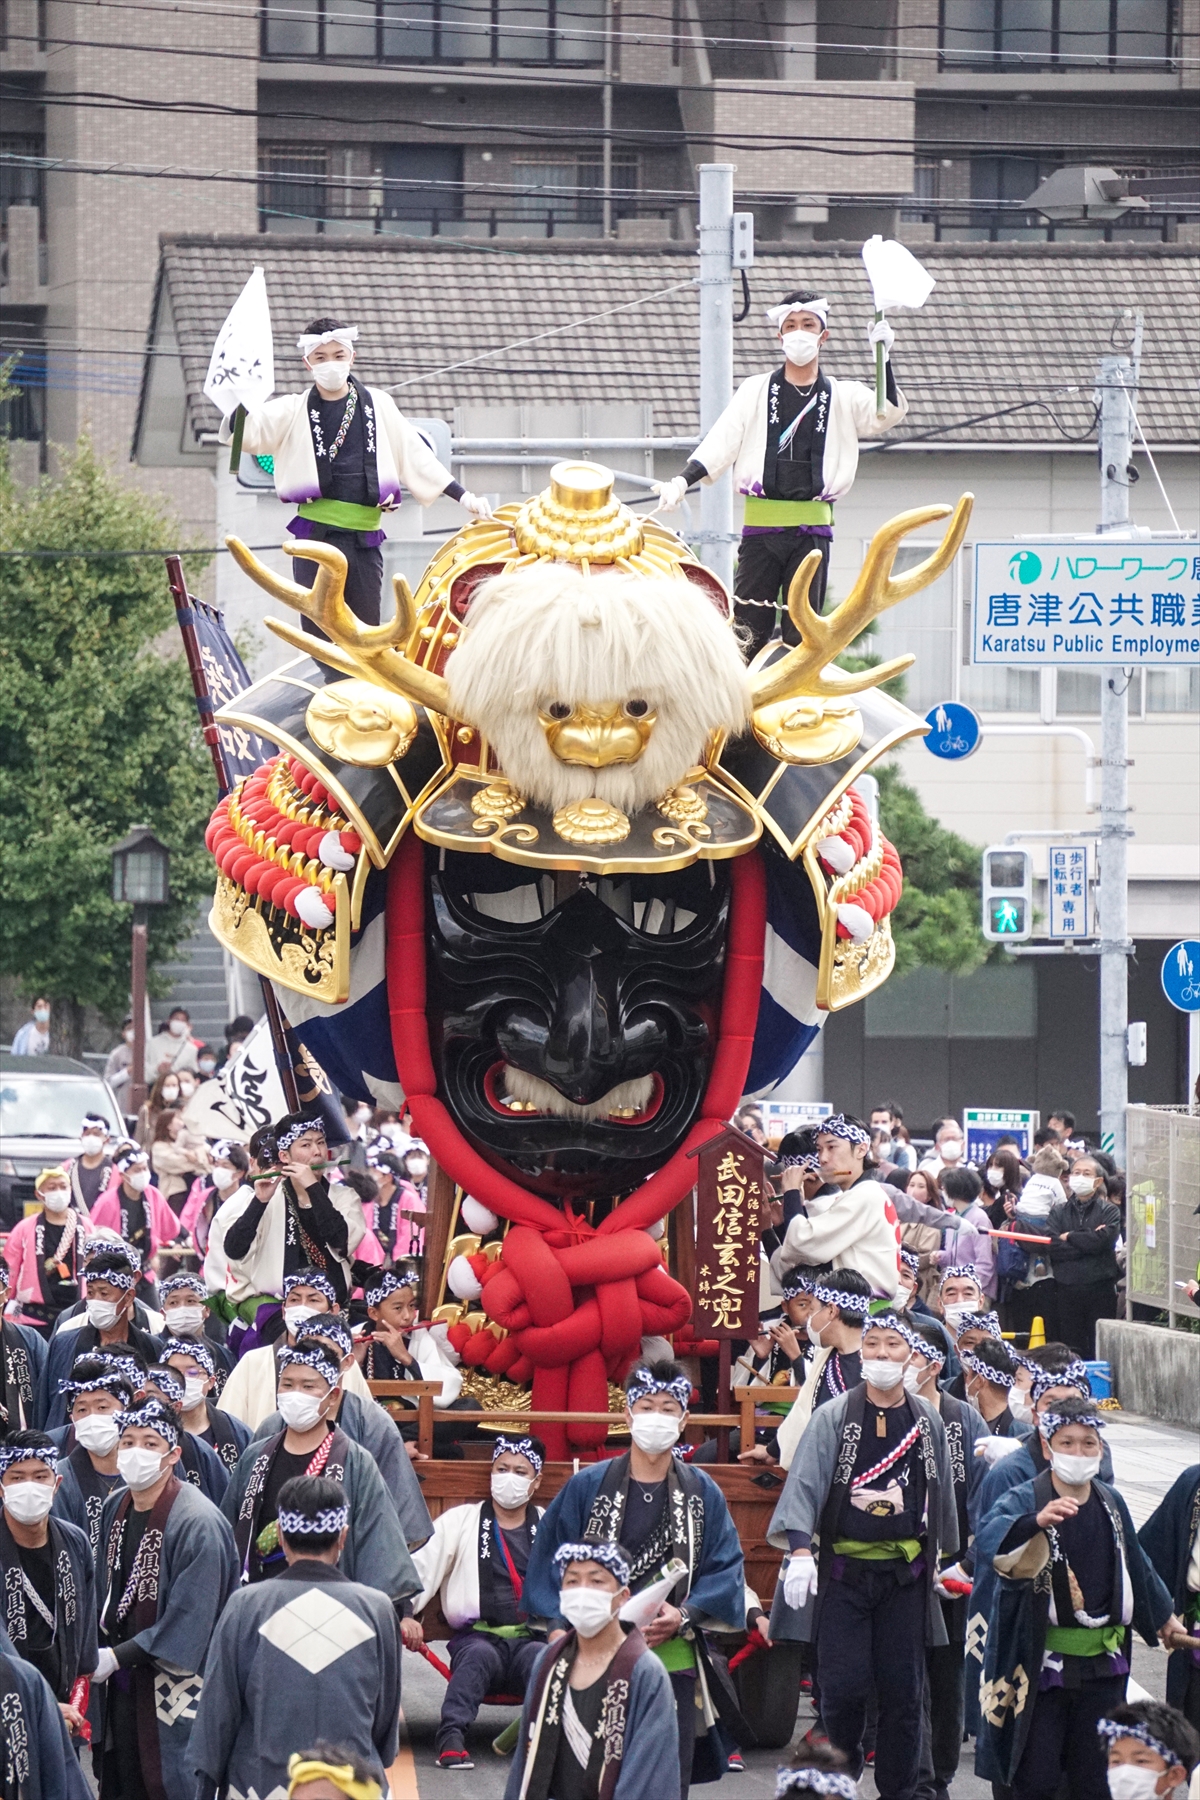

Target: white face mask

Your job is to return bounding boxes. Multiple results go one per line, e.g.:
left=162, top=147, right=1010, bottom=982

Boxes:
left=33, top=1008, right=50, bottom=1025
left=86, top=1298, right=120, bottom=1331
left=490, top=1471, right=534, bottom=1511
left=806, top=1317, right=826, bottom=1347
left=1009, top=1388, right=1032, bottom=1423
left=943, top=1304, right=978, bottom=1333
left=123, top=1028, right=135, bottom=1044
left=901, top=1362, right=923, bottom=1393
left=125, top=1169, right=151, bottom=1192
left=278, top=1390, right=327, bottom=1432
left=309, top=358, right=352, bottom=391
left=167, top=1019, right=188, bottom=1038
left=1069, top=1175, right=1097, bottom=1197
left=74, top=1414, right=121, bottom=1456
left=4, top=1482, right=55, bottom=1524
left=161, top=1085, right=180, bottom=1103
left=211, top=1165, right=238, bottom=1191
left=166, top=1305, right=205, bottom=1337
left=1049, top=1449, right=1102, bottom=1484
left=780, top=328, right=821, bottom=367
left=558, top=1587, right=618, bottom=1639
left=986, top=1167, right=1005, bottom=1188
left=41, top=1190, right=70, bottom=1213
left=862, top=1358, right=906, bottom=1391
left=1106, top=1768, right=1165, bottom=1800
left=198, top=1058, right=216, bottom=1076
left=628, top=1413, right=682, bottom=1454
left=407, top=1161, right=429, bottom=1182
left=117, top=1446, right=168, bottom=1492
left=182, top=1376, right=209, bottom=1410
left=80, top=1134, right=106, bottom=1154
left=939, top=1139, right=964, bottom=1163
left=283, top=1305, right=318, bottom=1336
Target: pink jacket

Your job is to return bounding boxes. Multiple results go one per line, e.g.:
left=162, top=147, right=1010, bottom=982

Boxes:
left=179, top=1177, right=218, bottom=1253
left=90, top=1176, right=183, bottom=1261
left=4, top=1209, right=91, bottom=1317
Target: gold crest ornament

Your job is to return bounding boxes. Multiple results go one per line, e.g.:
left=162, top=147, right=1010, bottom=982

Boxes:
left=305, top=679, right=418, bottom=767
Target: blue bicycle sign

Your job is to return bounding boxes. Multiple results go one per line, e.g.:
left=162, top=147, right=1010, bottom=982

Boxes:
left=1161, top=941, right=1200, bottom=1013
left=922, top=702, right=982, bottom=762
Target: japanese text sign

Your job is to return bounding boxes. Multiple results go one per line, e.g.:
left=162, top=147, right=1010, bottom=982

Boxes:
left=1047, top=843, right=1091, bottom=940
left=962, top=1108, right=1038, bottom=1164
left=972, top=541, right=1200, bottom=667
left=689, top=1127, right=766, bottom=1339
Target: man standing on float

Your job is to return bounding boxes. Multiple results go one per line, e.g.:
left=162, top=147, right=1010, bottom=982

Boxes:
left=655, top=291, right=907, bottom=655
left=220, top=318, right=493, bottom=625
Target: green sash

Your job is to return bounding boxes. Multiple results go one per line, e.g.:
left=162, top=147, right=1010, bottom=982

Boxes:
left=297, top=498, right=383, bottom=531
left=742, top=497, right=834, bottom=528
left=1044, top=1623, right=1125, bottom=1658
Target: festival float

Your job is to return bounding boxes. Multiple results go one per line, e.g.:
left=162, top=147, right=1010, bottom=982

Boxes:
left=200, top=459, right=971, bottom=1738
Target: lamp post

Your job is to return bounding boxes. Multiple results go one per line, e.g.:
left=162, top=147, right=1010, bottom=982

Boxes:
left=111, top=826, right=171, bottom=1118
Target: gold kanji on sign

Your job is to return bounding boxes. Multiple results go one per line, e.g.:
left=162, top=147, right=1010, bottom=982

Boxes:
left=688, top=1126, right=767, bottom=1338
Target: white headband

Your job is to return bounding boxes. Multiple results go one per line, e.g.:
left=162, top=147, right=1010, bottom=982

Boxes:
left=765, top=298, right=829, bottom=330
left=296, top=327, right=358, bottom=357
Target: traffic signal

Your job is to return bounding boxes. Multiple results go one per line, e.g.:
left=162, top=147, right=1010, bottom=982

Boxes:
left=981, top=846, right=1032, bottom=942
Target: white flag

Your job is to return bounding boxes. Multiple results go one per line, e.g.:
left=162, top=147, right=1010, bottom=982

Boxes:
left=204, top=266, right=275, bottom=418
left=861, top=236, right=936, bottom=313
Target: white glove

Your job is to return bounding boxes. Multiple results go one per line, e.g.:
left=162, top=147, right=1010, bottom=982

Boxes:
left=781, top=1551, right=819, bottom=1611
left=458, top=492, right=493, bottom=520
left=934, top=1562, right=970, bottom=1598
left=92, top=1647, right=120, bottom=1684
left=867, top=318, right=895, bottom=354
left=652, top=475, right=689, bottom=513
left=974, top=1433, right=1024, bottom=1465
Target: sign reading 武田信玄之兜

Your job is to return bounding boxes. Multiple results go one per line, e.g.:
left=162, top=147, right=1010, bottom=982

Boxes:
left=689, top=1126, right=767, bottom=1339
left=972, top=541, right=1199, bottom=667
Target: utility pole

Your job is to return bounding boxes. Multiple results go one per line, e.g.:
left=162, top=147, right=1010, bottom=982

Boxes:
left=697, top=163, right=735, bottom=592
left=601, top=0, right=614, bottom=238
left=1096, top=352, right=1135, bottom=1167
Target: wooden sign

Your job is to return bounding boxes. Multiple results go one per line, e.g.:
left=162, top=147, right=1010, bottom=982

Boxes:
left=688, top=1125, right=767, bottom=1339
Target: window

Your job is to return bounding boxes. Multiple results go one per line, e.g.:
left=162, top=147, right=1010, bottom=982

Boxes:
left=379, top=145, right=464, bottom=230
left=0, top=137, right=44, bottom=213
left=258, top=146, right=328, bottom=232
left=510, top=152, right=638, bottom=228
left=0, top=344, right=44, bottom=442
left=263, top=0, right=603, bottom=62
left=940, top=0, right=1173, bottom=69
left=1146, top=667, right=1200, bottom=712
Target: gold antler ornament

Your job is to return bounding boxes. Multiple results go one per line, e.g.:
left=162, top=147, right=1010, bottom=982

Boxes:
left=225, top=536, right=451, bottom=716
left=748, top=495, right=973, bottom=766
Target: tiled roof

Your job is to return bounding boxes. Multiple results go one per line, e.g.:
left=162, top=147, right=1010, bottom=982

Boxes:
left=154, top=236, right=1199, bottom=451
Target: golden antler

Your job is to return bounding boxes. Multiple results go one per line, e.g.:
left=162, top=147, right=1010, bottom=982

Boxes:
left=750, top=494, right=974, bottom=708
left=225, top=536, right=450, bottom=715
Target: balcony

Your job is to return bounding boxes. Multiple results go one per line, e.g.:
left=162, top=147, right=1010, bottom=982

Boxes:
left=936, top=0, right=1177, bottom=74
left=259, top=0, right=603, bottom=65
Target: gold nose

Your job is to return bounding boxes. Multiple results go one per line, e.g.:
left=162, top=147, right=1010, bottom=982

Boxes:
left=540, top=701, right=656, bottom=768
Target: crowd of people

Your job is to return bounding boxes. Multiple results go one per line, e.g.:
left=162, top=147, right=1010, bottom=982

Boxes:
left=0, top=1077, right=1193, bottom=1800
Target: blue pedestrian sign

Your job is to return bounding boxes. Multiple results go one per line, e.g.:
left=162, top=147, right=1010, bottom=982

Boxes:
left=1161, top=941, right=1200, bottom=1012
left=923, top=702, right=981, bottom=762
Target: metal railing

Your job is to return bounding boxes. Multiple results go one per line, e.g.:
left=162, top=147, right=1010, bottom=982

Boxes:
left=1125, top=1103, right=1200, bottom=1327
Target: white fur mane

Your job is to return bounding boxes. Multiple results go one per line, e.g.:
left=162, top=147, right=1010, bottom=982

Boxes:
left=443, top=564, right=751, bottom=815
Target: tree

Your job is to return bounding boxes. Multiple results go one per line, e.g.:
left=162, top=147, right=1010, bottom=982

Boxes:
left=0, top=440, right=214, bottom=1055
left=875, top=761, right=988, bottom=978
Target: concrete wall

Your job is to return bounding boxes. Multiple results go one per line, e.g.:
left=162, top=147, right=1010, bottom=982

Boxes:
left=1096, top=1317, right=1200, bottom=1427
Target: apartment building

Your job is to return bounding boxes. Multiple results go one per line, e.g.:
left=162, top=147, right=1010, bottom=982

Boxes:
left=2, top=0, right=1197, bottom=529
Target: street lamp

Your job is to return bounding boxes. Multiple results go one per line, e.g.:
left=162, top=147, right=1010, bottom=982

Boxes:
left=110, top=825, right=171, bottom=1117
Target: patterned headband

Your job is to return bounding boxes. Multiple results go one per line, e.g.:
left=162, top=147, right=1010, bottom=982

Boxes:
left=862, top=1311, right=908, bottom=1337
left=900, top=1325, right=945, bottom=1365
left=278, top=1505, right=349, bottom=1538
left=297, top=1318, right=352, bottom=1357
left=775, top=1772, right=857, bottom=1800
left=58, top=1371, right=134, bottom=1400
left=779, top=1153, right=820, bottom=1173
left=277, top=1346, right=341, bottom=1384
left=162, top=1338, right=215, bottom=1376
left=99, top=1354, right=144, bottom=1388
left=113, top=1144, right=149, bottom=1173
left=939, top=1266, right=983, bottom=1290
left=959, top=1346, right=1015, bottom=1389
left=0, top=1441, right=59, bottom=1474
left=161, top=1274, right=206, bottom=1299
left=81, top=1114, right=109, bottom=1133
left=811, top=1281, right=870, bottom=1320
left=84, top=1262, right=138, bottom=1292
left=492, top=1436, right=544, bottom=1474
left=365, top=1268, right=419, bottom=1307
left=149, top=1368, right=186, bottom=1404
left=553, top=1541, right=630, bottom=1588
left=276, top=1118, right=326, bottom=1154
left=283, top=1270, right=337, bottom=1304
left=625, top=1369, right=692, bottom=1411
left=1096, top=1718, right=1180, bottom=1769
left=1040, top=1409, right=1106, bottom=1438
left=1031, top=1361, right=1092, bottom=1402
left=116, top=1402, right=181, bottom=1448
left=782, top=1272, right=815, bottom=1300
left=899, top=1248, right=920, bottom=1274
left=956, top=1310, right=1001, bottom=1339
left=209, top=1139, right=237, bottom=1161
left=818, top=1114, right=870, bottom=1146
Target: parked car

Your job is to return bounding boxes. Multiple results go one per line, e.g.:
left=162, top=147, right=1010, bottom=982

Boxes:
left=0, top=1054, right=126, bottom=1229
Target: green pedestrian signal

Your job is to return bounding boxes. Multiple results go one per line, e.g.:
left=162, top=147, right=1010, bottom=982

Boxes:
left=981, top=845, right=1032, bottom=942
